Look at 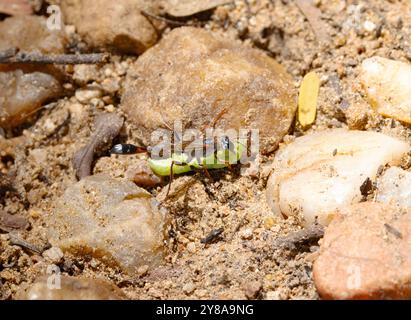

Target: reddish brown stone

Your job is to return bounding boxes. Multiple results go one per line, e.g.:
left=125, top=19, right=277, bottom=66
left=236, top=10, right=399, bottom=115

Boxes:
left=313, top=202, right=411, bottom=299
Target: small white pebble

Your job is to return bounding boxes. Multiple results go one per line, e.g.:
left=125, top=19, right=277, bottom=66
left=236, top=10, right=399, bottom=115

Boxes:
left=42, top=247, right=64, bottom=264
left=63, top=83, right=73, bottom=90
left=75, top=89, right=102, bottom=103
left=43, top=118, right=57, bottom=133
left=183, top=282, right=196, bottom=295
left=239, top=228, right=253, bottom=240
left=64, top=25, right=76, bottom=35
left=104, top=104, right=115, bottom=113
left=90, top=97, right=104, bottom=108
left=363, top=20, right=377, bottom=33
left=186, top=242, right=196, bottom=253
left=104, top=68, right=113, bottom=77
left=101, top=78, right=120, bottom=94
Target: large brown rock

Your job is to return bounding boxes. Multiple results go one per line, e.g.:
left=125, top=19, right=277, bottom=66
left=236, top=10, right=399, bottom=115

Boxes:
left=313, top=202, right=411, bottom=299
left=47, top=175, right=169, bottom=274
left=0, top=16, right=66, bottom=128
left=61, top=0, right=159, bottom=54
left=121, top=27, right=297, bottom=154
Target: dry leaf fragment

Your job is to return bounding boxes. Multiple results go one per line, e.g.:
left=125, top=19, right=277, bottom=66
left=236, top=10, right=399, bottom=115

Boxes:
left=298, top=71, right=320, bottom=128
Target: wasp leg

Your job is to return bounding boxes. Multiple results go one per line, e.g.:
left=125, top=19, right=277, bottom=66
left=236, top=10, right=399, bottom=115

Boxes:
left=225, top=161, right=233, bottom=172
left=165, top=160, right=191, bottom=198
left=165, top=161, right=175, bottom=198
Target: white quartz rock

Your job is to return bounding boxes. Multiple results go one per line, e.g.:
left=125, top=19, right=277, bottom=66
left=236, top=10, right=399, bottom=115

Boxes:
left=376, top=167, right=411, bottom=207
left=266, top=129, right=410, bottom=226
left=360, top=57, right=411, bottom=123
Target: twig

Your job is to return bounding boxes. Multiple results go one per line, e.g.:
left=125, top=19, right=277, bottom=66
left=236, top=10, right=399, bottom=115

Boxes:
left=274, top=223, right=324, bottom=250
left=0, top=50, right=110, bottom=65
left=8, top=233, right=44, bottom=254
left=141, top=9, right=188, bottom=26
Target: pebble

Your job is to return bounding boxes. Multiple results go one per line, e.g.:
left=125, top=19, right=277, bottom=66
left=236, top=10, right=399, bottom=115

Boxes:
left=266, top=129, right=410, bottom=226
left=46, top=174, right=169, bottom=274
left=163, top=0, right=229, bottom=17
left=101, top=78, right=120, bottom=94
left=73, top=65, right=100, bottom=85
left=363, top=20, right=377, bottom=33
left=104, top=104, right=115, bottom=113
left=121, top=27, right=296, bottom=154
left=17, top=276, right=127, bottom=300
left=243, top=280, right=262, bottom=299
left=75, top=88, right=102, bottom=104
left=137, top=265, right=149, bottom=277
left=186, top=242, right=196, bottom=253
left=360, top=57, right=411, bottom=123
left=183, top=282, right=196, bottom=295
left=95, top=156, right=163, bottom=188
left=0, top=69, right=63, bottom=129
left=265, top=290, right=287, bottom=300
left=29, top=148, right=47, bottom=164
left=376, top=167, right=411, bottom=207
left=239, top=228, right=253, bottom=240
left=61, top=0, right=159, bottom=54
left=42, top=247, right=64, bottom=264
left=313, top=202, right=411, bottom=299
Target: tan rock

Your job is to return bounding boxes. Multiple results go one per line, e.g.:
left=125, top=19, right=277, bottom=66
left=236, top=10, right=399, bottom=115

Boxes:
left=17, top=276, right=126, bottom=300
left=61, top=0, right=159, bottom=54
left=47, top=175, right=169, bottom=274
left=243, top=280, right=262, bottom=299
left=163, top=0, right=230, bottom=17
left=42, top=247, right=64, bottom=264
left=0, top=68, right=63, bottom=128
left=121, top=27, right=297, bottom=154
left=75, top=88, right=102, bottom=104
left=313, top=202, right=411, bottom=299
left=0, top=16, right=66, bottom=128
left=376, top=167, right=411, bottom=207
left=360, top=57, right=411, bottom=123
left=0, top=15, right=67, bottom=54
